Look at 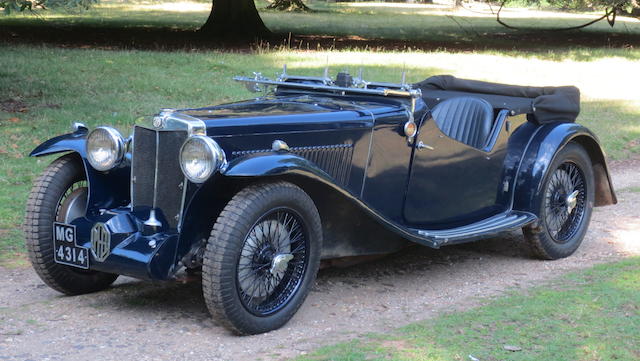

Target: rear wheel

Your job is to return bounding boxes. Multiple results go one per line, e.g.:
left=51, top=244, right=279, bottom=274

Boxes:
left=24, top=154, right=118, bottom=295
left=202, top=181, right=322, bottom=335
left=523, top=143, right=595, bottom=260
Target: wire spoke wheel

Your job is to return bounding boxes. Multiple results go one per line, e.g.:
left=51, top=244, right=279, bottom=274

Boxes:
left=523, top=143, right=595, bottom=260
left=543, top=162, right=586, bottom=243
left=202, top=181, right=322, bottom=335
left=237, top=208, right=308, bottom=316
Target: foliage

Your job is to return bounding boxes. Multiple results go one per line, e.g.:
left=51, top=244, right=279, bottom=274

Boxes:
left=266, top=0, right=310, bottom=12
left=1, top=0, right=97, bottom=14
left=507, top=0, right=638, bottom=14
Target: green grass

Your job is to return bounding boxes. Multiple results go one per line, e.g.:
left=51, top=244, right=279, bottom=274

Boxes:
left=1, top=45, right=639, bottom=265
left=299, top=257, right=640, bottom=361
left=620, top=186, right=640, bottom=193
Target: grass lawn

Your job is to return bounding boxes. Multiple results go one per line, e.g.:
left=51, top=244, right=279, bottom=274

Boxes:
left=298, top=257, right=640, bottom=361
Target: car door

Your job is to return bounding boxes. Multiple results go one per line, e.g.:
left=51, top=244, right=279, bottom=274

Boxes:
left=403, top=110, right=508, bottom=227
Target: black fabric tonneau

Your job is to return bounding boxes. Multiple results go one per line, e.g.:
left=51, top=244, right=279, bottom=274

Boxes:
left=414, top=75, right=581, bottom=123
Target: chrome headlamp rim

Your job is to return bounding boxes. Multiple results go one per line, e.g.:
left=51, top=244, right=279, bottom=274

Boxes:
left=86, top=126, right=125, bottom=171
left=179, top=135, right=226, bottom=184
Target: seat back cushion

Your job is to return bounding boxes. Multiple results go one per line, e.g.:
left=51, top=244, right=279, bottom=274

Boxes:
left=430, top=96, right=494, bottom=149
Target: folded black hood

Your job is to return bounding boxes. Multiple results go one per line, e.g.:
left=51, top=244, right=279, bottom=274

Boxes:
left=415, top=75, right=580, bottom=124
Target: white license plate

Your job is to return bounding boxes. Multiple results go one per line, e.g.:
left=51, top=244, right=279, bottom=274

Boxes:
left=53, top=222, right=89, bottom=269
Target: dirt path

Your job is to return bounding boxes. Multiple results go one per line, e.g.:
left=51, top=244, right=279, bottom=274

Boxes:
left=1, top=161, right=638, bottom=361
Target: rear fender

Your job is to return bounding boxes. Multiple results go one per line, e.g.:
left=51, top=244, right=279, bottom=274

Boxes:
left=30, top=131, right=130, bottom=212
left=513, top=123, right=617, bottom=216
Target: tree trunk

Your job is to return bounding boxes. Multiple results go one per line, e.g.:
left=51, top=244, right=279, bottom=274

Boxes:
left=266, top=0, right=310, bottom=11
left=199, top=0, right=271, bottom=39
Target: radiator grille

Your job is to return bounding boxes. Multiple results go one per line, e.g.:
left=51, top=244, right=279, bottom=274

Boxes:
left=131, top=126, right=188, bottom=229
left=232, top=144, right=354, bottom=186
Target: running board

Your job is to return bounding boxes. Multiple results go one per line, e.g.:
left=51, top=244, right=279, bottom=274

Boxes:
left=408, top=211, right=537, bottom=248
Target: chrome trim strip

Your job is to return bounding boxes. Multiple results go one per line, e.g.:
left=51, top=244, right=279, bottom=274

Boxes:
left=152, top=130, right=160, bottom=209
left=230, top=144, right=353, bottom=157
left=361, top=126, right=375, bottom=199
left=177, top=177, right=188, bottom=232
left=129, top=128, right=135, bottom=208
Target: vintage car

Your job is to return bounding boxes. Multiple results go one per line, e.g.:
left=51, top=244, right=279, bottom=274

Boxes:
left=25, top=67, right=616, bottom=335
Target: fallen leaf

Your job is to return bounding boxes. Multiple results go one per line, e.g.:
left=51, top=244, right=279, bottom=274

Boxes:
left=8, top=117, right=20, bottom=123
left=503, top=345, right=522, bottom=352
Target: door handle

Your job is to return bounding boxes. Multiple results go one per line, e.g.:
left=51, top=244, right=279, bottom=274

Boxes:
left=416, top=141, right=434, bottom=150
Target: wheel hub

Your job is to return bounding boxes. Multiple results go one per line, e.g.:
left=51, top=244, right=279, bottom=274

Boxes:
left=270, top=253, right=293, bottom=276
left=565, top=190, right=579, bottom=214
left=544, top=162, right=587, bottom=243
left=236, top=209, right=308, bottom=316
left=56, top=185, right=88, bottom=223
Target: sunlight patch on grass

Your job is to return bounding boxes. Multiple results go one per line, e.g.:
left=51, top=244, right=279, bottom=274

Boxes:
left=260, top=50, right=640, bottom=102
left=98, top=1, right=209, bottom=13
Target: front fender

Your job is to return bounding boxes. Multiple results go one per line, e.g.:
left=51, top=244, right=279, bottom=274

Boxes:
left=513, top=122, right=617, bottom=216
left=30, top=131, right=88, bottom=158
left=175, top=152, right=341, bottom=267
left=221, top=152, right=335, bottom=181
left=30, top=131, right=131, bottom=212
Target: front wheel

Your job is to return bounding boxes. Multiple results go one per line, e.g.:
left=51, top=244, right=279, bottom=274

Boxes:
left=202, top=182, right=322, bottom=334
left=24, top=154, right=118, bottom=295
left=523, top=143, right=595, bottom=260
left=202, top=181, right=322, bottom=335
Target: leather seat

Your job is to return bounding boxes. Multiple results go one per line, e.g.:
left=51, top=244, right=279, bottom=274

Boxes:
left=431, top=97, right=495, bottom=149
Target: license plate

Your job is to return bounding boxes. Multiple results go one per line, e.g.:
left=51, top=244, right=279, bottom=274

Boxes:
left=53, top=222, right=89, bottom=269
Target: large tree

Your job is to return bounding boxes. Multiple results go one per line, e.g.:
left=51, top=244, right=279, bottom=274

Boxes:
left=199, top=0, right=271, bottom=39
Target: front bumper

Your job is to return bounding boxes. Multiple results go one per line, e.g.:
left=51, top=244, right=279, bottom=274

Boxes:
left=69, top=207, right=180, bottom=280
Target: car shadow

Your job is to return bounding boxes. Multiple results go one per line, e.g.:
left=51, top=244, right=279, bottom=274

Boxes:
left=97, top=230, right=529, bottom=322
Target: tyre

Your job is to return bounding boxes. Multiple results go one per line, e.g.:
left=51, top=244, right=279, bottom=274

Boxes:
left=523, top=142, right=595, bottom=260
left=24, top=154, right=118, bottom=295
left=202, top=181, right=322, bottom=335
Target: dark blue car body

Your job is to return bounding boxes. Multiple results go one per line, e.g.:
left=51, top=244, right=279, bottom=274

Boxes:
left=30, top=72, right=617, bottom=281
